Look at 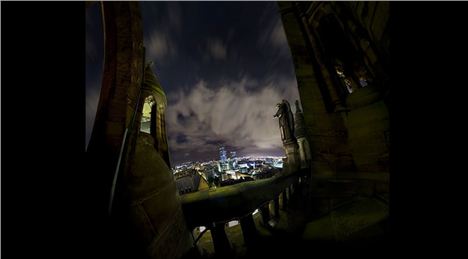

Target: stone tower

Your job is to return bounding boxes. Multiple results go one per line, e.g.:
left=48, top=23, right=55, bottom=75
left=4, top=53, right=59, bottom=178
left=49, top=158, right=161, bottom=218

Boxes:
left=86, top=2, right=192, bottom=259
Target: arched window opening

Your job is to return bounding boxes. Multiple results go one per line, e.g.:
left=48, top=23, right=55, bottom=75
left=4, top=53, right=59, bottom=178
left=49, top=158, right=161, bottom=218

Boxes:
left=141, top=95, right=155, bottom=133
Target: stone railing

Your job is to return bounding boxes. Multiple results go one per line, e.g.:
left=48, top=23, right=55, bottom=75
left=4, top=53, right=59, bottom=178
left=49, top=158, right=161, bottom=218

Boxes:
left=180, top=167, right=308, bottom=254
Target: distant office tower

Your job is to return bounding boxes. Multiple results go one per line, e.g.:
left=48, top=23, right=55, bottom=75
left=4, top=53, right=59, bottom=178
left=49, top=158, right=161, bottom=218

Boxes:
left=229, top=151, right=237, bottom=169
left=217, top=161, right=222, bottom=173
left=219, top=146, right=227, bottom=163
left=226, top=158, right=232, bottom=171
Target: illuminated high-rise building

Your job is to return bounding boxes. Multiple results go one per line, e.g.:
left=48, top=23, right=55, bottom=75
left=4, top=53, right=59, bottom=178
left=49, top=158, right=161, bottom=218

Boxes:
left=219, top=146, right=227, bottom=162
left=229, top=151, right=237, bottom=169
left=217, top=161, right=222, bottom=173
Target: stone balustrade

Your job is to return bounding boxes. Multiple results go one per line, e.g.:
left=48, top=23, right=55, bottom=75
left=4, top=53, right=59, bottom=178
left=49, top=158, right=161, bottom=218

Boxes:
left=180, top=168, right=308, bottom=254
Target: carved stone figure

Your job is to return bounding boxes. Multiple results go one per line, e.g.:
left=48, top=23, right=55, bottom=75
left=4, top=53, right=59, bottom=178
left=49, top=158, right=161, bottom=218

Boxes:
left=274, top=99, right=295, bottom=143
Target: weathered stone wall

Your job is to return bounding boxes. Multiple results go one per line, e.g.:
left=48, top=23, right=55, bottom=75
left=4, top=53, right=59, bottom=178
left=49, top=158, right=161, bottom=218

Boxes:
left=278, top=2, right=355, bottom=177
left=334, top=1, right=390, bottom=175
left=123, top=134, right=192, bottom=259
left=331, top=1, right=390, bottom=91
left=278, top=1, right=390, bottom=211
left=346, top=1, right=390, bottom=64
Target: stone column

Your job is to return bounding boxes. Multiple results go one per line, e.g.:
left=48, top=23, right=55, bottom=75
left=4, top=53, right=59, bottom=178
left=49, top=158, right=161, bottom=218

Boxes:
left=210, top=222, right=231, bottom=255
left=273, top=197, right=280, bottom=218
left=294, top=178, right=301, bottom=194
left=240, top=214, right=257, bottom=247
left=281, top=190, right=288, bottom=209
left=297, top=137, right=312, bottom=169
left=259, top=204, right=270, bottom=227
left=283, top=140, right=300, bottom=173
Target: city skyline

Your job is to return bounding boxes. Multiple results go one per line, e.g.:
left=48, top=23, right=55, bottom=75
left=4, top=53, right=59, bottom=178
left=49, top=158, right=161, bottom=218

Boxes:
left=173, top=152, right=286, bottom=168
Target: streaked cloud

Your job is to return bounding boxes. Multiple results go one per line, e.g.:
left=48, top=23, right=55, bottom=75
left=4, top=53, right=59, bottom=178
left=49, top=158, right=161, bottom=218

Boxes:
left=145, top=30, right=177, bottom=63
left=143, top=2, right=183, bottom=64
left=166, top=75, right=299, bottom=162
left=270, top=20, right=288, bottom=49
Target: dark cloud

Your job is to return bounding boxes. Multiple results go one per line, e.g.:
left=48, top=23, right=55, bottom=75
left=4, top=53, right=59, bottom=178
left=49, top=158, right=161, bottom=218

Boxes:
left=167, top=2, right=182, bottom=33
left=142, top=2, right=182, bottom=65
left=85, top=10, right=97, bottom=63
left=270, top=20, right=289, bottom=50
left=205, top=139, right=223, bottom=146
left=145, top=30, right=178, bottom=63
left=86, top=37, right=96, bottom=63
left=176, top=133, right=188, bottom=144
left=207, top=38, right=227, bottom=60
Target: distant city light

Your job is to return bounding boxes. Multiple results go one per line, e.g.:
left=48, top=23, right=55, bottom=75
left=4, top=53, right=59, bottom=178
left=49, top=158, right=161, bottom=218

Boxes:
left=172, top=152, right=285, bottom=193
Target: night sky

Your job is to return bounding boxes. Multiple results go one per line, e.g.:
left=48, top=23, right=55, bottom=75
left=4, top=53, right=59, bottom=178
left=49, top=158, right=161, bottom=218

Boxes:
left=86, top=2, right=300, bottom=165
